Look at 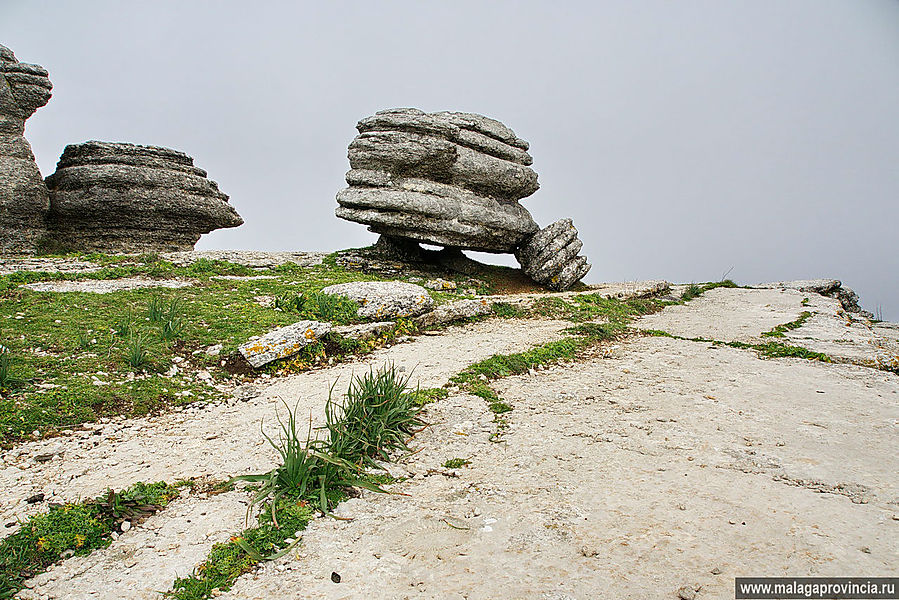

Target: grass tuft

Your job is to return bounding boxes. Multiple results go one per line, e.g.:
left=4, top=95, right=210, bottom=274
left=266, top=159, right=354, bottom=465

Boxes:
left=273, top=291, right=360, bottom=324
left=178, top=365, right=422, bottom=599
left=762, top=312, right=812, bottom=338
left=680, top=280, right=739, bottom=302
left=125, top=333, right=151, bottom=370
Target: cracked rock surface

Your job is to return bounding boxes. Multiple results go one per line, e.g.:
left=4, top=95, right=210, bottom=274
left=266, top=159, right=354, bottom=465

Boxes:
left=3, top=283, right=896, bottom=598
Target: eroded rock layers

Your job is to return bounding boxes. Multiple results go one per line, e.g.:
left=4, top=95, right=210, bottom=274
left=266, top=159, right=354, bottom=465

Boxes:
left=0, top=44, right=52, bottom=254
left=516, top=219, right=591, bottom=291
left=336, top=108, right=539, bottom=253
left=44, top=141, right=243, bottom=253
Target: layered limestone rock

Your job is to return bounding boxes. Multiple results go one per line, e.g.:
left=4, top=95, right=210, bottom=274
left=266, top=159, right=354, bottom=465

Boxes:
left=0, top=44, right=53, bottom=254
left=336, top=108, right=539, bottom=253
left=44, top=141, right=243, bottom=252
left=515, top=219, right=591, bottom=291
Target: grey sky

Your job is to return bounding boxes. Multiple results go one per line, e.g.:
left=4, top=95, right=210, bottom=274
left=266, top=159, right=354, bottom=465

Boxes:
left=3, top=0, right=898, bottom=318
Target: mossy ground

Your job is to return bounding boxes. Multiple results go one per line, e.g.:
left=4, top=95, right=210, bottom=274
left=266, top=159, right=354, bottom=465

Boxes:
left=0, top=481, right=181, bottom=598
left=0, top=251, right=530, bottom=447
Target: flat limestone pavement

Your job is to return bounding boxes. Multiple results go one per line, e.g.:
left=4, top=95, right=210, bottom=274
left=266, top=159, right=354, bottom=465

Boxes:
left=6, top=285, right=897, bottom=598
left=220, top=287, right=897, bottom=600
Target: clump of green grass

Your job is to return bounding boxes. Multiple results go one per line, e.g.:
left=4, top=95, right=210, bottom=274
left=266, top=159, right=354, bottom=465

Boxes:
left=180, top=365, right=422, bottom=600
left=75, top=330, right=93, bottom=350
left=114, top=309, right=134, bottom=338
left=762, top=311, right=812, bottom=338
left=169, top=498, right=313, bottom=600
left=753, top=342, right=831, bottom=362
left=0, top=345, right=24, bottom=390
left=325, top=365, right=424, bottom=468
left=679, top=280, right=739, bottom=302
left=273, top=291, right=359, bottom=323
left=801, top=297, right=810, bottom=307
left=0, top=481, right=179, bottom=598
left=125, top=333, right=151, bottom=370
left=232, top=400, right=360, bottom=521
left=147, top=295, right=166, bottom=323
left=491, top=302, right=524, bottom=319
left=407, top=387, right=449, bottom=407
left=443, top=458, right=470, bottom=469
left=644, top=329, right=832, bottom=363
left=160, top=316, right=186, bottom=342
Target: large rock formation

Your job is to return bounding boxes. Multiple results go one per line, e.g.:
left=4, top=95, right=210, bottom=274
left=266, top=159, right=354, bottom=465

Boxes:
left=516, top=219, right=592, bottom=291
left=335, top=108, right=539, bottom=253
left=0, top=44, right=52, bottom=254
left=44, top=141, right=243, bottom=253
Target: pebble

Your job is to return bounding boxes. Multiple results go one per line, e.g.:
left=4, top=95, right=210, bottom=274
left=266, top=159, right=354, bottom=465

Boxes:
left=677, top=586, right=697, bottom=600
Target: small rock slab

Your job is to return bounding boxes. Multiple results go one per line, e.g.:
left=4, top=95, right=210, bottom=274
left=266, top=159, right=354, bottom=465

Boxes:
left=321, top=281, right=434, bottom=319
left=332, top=321, right=395, bottom=340
left=415, top=298, right=492, bottom=328
left=22, top=278, right=192, bottom=293
left=239, top=320, right=331, bottom=368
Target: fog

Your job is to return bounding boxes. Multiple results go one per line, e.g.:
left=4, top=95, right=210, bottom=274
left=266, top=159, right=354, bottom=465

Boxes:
left=3, top=0, right=897, bottom=318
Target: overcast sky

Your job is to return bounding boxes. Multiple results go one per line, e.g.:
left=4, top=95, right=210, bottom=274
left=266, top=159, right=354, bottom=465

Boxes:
left=3, top=0, right=898, bottom=319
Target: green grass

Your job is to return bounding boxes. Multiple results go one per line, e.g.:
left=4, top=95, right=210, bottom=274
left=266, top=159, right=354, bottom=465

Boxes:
left=407, top=387, right=449, bottom=407
left=272, top=291, right=360, bottom=324
left=169, top=498, right=313, bottom=600
left=174, top=365, right=424, bottom=600
left=679, top=280, right=739, bottom=302
left=0, top=253, right=432, bottom=446
left=443, top=458, right=470, bottom=469
left=762, top=311, right=812, bottom=338
left=645, top=330, right=832, bottom=363
left=0, top=481, right=179, bottom=598
left=324, top=365, right=423, bottom=468
left=753, top=342, right=831, bottom=362
left=491, top=302, right=525, bottom=319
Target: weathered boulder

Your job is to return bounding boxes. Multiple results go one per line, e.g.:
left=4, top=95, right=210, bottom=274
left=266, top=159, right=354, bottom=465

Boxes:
left=239, top=320, right=331, bottom=368
left=0, top=44, right=52, bottom=254
left=515, top=218, right=591, bottom=291
left=44, top=141, right=243, bottom=253
left=414, top=298, right=492, bottom=328
left=320, top=281, right=434, bottom=319
left=336, top=108, right=539, bottom=253
left=758, top=279, right=872, bottom=318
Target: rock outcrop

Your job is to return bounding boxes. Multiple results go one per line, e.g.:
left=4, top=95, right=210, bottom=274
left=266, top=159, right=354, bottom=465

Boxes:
left=335, top=108, right=539, bottom=253
left=758, top=279, right=872, bottom=318
left=44, top=141, right=243, bottom=253
left=0, top=44, right=52, bottom=254
left=320, top=281, right=434, bottom=319
left=515, top=219, right=591, bottom=291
